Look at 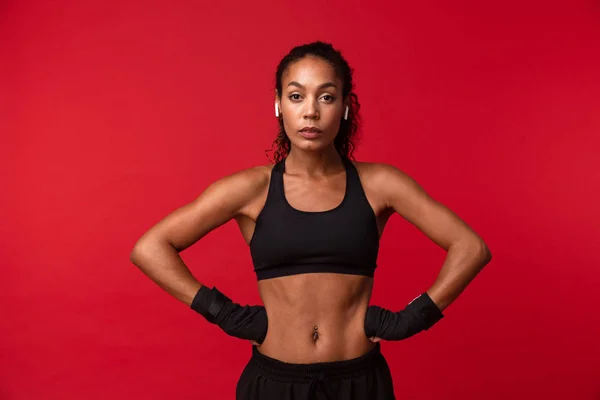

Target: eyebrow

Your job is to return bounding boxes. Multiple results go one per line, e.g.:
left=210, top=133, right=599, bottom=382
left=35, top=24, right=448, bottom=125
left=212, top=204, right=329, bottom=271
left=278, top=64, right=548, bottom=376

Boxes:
left=286, top=81, right=337, bottom=90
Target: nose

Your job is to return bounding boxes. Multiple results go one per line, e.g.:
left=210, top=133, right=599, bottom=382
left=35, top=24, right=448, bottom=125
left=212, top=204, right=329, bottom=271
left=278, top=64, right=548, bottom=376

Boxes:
left=303, top=98, right=319, bottom=120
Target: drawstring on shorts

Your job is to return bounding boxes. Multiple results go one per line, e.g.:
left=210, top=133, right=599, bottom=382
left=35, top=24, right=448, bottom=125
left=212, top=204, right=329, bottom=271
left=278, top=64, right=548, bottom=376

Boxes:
left=247, top=343, right=384, bottom=398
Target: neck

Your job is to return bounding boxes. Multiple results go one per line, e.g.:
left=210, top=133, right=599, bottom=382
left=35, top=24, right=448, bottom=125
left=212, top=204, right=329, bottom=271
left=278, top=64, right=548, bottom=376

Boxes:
left=285, top=146, right=343, bottom=177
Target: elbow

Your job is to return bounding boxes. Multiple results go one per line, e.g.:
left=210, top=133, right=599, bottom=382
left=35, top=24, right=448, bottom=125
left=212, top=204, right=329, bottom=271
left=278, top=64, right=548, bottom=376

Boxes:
left=129, top=235, right=173, bottom=266
left=460, top=236, right=491, bottom=267
left=478, top=240, right=492, bottom=266
left=129, top=237, right=153, bottom=266
left=129, top=241, right=144, bottom=266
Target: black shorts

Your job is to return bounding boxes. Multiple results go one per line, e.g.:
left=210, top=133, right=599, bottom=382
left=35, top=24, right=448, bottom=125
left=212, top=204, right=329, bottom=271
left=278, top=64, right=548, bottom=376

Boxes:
left=236, top=342, right=396, bottom=399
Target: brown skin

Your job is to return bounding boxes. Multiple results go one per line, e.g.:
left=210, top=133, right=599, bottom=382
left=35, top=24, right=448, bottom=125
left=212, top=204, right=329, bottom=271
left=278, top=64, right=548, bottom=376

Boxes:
left=130, top=56, right=491, bottom=363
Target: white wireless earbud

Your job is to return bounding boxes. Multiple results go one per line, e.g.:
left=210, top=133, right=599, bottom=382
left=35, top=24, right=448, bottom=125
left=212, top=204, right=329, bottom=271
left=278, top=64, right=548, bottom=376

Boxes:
left=344, top=105, right=349, bottom=120
left=275, top=103, right=279, bottom=118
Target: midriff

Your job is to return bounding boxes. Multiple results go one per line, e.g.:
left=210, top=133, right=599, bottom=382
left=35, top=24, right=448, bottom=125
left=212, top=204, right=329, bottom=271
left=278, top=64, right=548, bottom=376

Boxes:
left=255, top=272, right=376, bottom=364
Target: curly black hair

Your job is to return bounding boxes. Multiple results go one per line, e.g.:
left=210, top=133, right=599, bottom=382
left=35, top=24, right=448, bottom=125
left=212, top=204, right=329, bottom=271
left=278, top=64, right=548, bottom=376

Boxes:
left=268, top=41, right=361, bottom=163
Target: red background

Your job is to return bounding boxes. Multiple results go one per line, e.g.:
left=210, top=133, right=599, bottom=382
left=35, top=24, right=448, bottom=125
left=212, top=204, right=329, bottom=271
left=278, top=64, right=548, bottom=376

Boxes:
left=1, top=1, right=599, bottom=399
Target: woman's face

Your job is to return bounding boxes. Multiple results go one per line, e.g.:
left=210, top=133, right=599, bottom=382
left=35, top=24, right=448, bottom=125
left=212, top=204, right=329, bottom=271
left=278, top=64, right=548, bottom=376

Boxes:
left=278, top=56, right=345, bottom=154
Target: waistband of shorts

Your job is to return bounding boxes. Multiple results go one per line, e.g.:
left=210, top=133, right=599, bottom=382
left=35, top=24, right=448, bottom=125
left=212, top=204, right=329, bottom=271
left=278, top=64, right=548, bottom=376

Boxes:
left=249, top=343, right=384, bottom=382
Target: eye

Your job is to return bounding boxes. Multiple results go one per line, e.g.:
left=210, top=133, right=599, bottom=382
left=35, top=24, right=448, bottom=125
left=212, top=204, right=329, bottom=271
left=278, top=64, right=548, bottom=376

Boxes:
left=289, top=93, right=302, bottom=101
left=320, top=94, right=335, bottom=102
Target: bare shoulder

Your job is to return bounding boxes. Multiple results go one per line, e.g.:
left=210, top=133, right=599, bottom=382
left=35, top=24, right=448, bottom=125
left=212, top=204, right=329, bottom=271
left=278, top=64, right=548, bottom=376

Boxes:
left=215, top=164, right=273, bottom=195
left=351, top=161, right=430, bottom=208
left=205, top=164, right=272, bottom=197
left=196, top=164, right=272, bottom=218
left=352, top=161, right=415, bottom=188
left=353, top=160, right=489, bottom=254
left=209, top=164, right=275, bottom=229
left=130, top=163, right=275, bottom=253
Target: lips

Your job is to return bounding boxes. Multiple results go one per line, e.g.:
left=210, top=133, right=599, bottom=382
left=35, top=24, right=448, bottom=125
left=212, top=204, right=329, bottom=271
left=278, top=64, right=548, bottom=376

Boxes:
left=298, top=127, right=323, bottom=139
left=300, top=127, right=323, bottom=133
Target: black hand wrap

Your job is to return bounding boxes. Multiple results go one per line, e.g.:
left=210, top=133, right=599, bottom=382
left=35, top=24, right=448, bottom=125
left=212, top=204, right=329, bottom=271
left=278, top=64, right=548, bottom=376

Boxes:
left=190, top=285, right=268, bottom=343
left=364, top=292, right=444, bottom=341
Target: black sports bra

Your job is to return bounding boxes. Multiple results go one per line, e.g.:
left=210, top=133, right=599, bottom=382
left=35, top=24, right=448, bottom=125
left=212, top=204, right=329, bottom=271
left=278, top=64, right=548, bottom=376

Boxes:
left=249, top=157, right=380, bottom=281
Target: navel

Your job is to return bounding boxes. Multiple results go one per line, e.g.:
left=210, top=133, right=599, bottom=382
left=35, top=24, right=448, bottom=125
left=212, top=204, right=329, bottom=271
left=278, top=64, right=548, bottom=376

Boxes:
left=312, top=325, right=319, bottom=341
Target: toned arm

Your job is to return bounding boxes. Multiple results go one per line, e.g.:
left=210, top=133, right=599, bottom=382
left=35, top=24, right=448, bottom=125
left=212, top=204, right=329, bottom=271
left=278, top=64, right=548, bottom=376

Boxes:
left=129, top=167, right=269, bottom=306
left=372, top=163, right=492, bottom=311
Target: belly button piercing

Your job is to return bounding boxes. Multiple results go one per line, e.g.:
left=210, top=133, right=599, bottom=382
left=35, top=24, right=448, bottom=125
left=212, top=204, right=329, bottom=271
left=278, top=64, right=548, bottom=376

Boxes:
left=313, top=326, right=319, bottom=340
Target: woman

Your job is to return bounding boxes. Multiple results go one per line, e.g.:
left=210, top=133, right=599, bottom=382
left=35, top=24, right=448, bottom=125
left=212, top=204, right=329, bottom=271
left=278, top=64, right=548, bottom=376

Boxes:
left=130, top=41, right=492, bottom=399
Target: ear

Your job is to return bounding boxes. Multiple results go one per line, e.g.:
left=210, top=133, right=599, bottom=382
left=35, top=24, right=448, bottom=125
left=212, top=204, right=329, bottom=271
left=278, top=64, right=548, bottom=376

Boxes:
left=342, top=96, right=350, bottom=120
left=274, top=90, right=281, bottom=116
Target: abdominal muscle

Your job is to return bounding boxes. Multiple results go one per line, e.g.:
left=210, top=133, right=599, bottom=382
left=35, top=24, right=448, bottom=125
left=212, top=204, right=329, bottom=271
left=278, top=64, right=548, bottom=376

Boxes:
left=255, top=273, right=376, bottom=364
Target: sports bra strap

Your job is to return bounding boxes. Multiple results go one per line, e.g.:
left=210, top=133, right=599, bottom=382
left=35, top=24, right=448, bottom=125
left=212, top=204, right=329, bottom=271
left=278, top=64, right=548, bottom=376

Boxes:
left=342, top=158, right=370, bottom=201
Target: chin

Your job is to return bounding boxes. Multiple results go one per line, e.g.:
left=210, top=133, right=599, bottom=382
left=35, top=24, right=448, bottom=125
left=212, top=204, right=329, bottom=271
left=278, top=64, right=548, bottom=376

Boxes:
left=291, top=138, right=332, bottom=153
